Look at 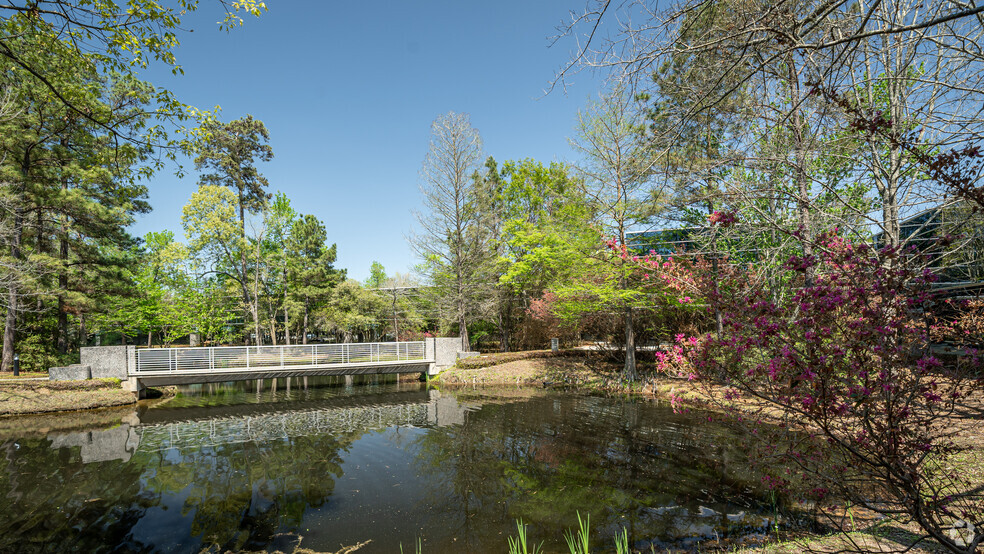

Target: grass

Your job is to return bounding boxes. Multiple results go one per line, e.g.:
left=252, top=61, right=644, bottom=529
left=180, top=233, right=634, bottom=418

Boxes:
left=505, top=515, right=635, bottom=554
left=0, top=371, right=50, bottom=381
left=0, top=378, right=135, bottom=415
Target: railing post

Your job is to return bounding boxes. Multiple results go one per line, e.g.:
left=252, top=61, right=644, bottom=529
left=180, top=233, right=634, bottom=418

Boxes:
left=246, top=346, right=250, bottom=369
left=210, top=348, right=214, bottom=372
left=280, top=345, right=284, bottom=368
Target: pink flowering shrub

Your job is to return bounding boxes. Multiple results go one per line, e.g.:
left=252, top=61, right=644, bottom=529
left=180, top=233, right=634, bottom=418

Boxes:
left=930, top=298, right=984, bottom=355
left=525, top=291, right=564, bottom=346
left=623, top=229, right=983, bottom=552
left=669, top=231, right=983, bottom=552
left=653, top=333, right=697, bottom=377
left=707, top=210, right=738, bottom=227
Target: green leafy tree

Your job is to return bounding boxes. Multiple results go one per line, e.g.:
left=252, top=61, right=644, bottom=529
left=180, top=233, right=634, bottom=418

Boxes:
left=569, top=88, right=653, bottom=381
left=181, top=184, right=264, bottom=344
left=0, top=0, right=265, bottom=138
left=0, top=50, right=152, bottom=369
left=364, top=261, right=387, bottom=289
left=192, top=117, right=273, bottom=344
left=260, top=192, right=296, bottom=344
left=287, top=214, right=343, bottom=344
left=324, top=279, right=386, bottom=343
left=0, top=1, right=266, bottom=369
left=492, top=159, right=598, bottom=350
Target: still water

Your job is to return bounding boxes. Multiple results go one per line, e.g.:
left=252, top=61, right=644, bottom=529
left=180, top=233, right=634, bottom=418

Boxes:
left=0, top=377, right=795, bottom=553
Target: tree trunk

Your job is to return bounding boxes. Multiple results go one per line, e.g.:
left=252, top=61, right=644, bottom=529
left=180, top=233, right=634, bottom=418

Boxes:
left=251, top=303, right=262, bottom=346
left=269, top=318, right=277, bottom=346
left=457, top=271, right=470, bottom=351
left=623, top=305, right=638, bottom=382
left=498, top=292, right=512, bottom=352
left=712, top=257, right=724, bottom=340
left=618, top=219, right=637, bottom=382
left=2, top=205, right=23, bottom=373
left=57, top=239, right=69, bottom=355
left=459, top=311, right=470, bottom=352
left=2, top=288, right=16, bottom=373
left=237, top=187, right=263, bottom=346
left=33, top=208, right=44, bottom=313
left=302, top=302, right=309, bottom=345
left=78, top=315, right=86, bottom=350
left=239, top=283, right=253, bottom=346
left=787, top=52, right=815, bottom=287
left=390, top=289, right=399, bottom=342
left=283, top=265, right=290, bottom=345
left=57, top=147, right=70, bottom=355
left=252, top=233, right=263, bottom=346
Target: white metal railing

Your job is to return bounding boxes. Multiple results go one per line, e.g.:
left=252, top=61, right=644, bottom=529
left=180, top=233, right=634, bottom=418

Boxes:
left=134, top=341, right=427, bottom=374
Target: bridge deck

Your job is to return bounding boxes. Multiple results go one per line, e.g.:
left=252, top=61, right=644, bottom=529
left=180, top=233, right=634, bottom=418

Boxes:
left=131, top=341, right=434, bottom=387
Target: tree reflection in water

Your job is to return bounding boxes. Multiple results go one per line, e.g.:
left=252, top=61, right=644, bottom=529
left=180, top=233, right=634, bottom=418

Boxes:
left=412, top=392, right=786, bottom=552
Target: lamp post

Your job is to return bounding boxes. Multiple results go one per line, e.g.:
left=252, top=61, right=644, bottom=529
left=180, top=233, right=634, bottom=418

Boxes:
left=12, top=354, right=19, bottom=377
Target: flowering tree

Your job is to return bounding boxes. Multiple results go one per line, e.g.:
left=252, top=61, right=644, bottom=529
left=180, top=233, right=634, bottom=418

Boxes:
left=634, top=227, right=983, bottom=552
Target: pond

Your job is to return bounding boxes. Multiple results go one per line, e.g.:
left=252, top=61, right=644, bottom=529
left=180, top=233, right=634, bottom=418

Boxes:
left=0, top=377, right=804, bottom=553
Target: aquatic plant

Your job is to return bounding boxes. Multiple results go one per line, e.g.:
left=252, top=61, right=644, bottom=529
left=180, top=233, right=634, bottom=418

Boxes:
left=507, top=518, right=543, bottom=554
left=398, top=536, right=422, bottom=554
left=613, top=526, right=630, bottom=554
left=563, top=511, right=591, bottom=554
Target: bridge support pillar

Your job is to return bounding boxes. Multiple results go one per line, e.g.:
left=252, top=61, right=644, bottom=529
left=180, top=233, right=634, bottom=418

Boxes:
left=425, top=338, right=439, bottom=376
left=125, top=376, right=147, bottom=399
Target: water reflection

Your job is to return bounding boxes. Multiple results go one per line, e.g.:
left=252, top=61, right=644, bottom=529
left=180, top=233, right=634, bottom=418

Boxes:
left=0, top=381, right=793, bottom=553
left=411, top=391, right=780, bottom=552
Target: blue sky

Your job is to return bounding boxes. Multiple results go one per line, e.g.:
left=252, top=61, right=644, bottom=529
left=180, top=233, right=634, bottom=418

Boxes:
left=132, top=1, right=604, bottom=282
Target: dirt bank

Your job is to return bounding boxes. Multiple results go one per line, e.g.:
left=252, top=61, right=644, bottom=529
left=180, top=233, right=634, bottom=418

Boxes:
left=437, top=352, right=607, bottom=387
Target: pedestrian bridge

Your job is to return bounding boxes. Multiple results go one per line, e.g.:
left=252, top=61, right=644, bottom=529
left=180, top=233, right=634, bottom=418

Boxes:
left=134, top=341, right=431, bottom=385
left=72, top=338, right=473, bottom=396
